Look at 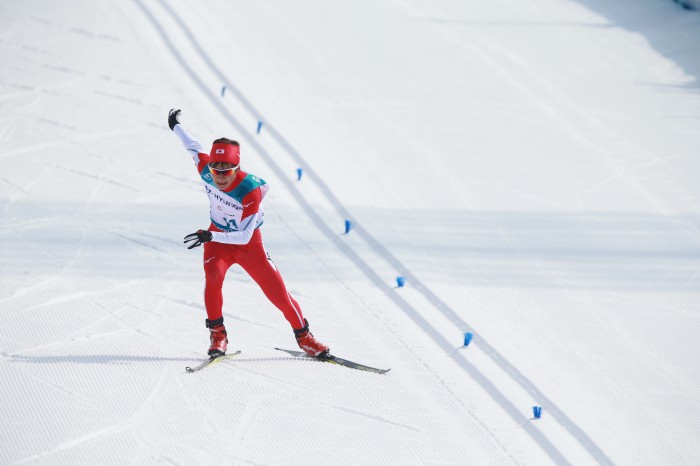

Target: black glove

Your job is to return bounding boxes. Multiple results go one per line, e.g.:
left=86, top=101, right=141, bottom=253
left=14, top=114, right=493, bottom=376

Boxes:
left=168, top=108, right=181, bottom=131
left=184, top=230, right=212, bottom=249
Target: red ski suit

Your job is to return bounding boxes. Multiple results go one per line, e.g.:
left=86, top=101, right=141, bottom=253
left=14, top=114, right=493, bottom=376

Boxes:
left=173, top=124, right=306, bottom=330
left=202, top=197, right=306, bottom=330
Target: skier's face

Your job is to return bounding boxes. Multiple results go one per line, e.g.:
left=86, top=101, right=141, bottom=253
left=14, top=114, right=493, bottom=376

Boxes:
left=209, top=162, right=238, bottom=190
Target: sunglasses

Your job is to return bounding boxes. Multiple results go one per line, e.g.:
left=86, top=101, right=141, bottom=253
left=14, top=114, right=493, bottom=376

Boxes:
left=208, top=164, right=238, bottom=177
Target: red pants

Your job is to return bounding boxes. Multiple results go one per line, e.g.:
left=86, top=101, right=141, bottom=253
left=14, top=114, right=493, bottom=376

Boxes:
left=202, top=228, right=305, bottom=330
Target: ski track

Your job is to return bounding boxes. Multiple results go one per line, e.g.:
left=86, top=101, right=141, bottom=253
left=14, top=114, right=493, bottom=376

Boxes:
left=231, top=394, right=267, bottom=460
left=322, top=402, right=421, bottom=432
left=13, top=365, right=170, bottom=465
left=435, top=7, right=699, bottom=244
left=48, top=163, right=143, bottom=193
left=0, top=176, right=32, bottom=196
left=134, top=0, right=613, bottom=463
left=0, top=129, right=141, bottom=159
left=22, top=369, right=119, bottom=419
left=420, top=12, right=700, bottom=458
left=225, top=363, right=309, bottom=391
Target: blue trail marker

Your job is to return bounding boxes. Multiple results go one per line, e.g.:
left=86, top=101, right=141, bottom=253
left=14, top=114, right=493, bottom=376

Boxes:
left=344, top=219, right=353, bottom=234
left=257, top=121, right=263, bottom=134
left=463, top=332, right=473, bottom=346
left=396, top=276, right=406, bottom=288
left=533, top=406, right=542, bottom=419
left=296, top=168, right=303, bottom=181
left=221, top=85, right=226, bottom=97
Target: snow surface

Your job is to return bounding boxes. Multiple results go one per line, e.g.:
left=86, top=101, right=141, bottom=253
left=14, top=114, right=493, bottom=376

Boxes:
left=1, top=0, right=700, bottom=464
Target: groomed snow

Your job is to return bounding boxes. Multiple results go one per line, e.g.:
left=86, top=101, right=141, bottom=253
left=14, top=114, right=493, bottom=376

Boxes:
left=1, top=0, right=699, bottom=464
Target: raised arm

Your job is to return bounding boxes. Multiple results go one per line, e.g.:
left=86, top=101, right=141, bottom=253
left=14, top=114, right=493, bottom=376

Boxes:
left=168, top=108, right=209, bottom=170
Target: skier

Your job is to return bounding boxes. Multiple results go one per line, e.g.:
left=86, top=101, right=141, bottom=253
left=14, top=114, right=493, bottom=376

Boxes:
left=168, top=109, right=329, bottom=359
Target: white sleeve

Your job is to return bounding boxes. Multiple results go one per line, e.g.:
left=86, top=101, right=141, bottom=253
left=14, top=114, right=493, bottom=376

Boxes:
left=173, top=124, right=205, bottom=164
left=210, top=213, right=259, bottom=245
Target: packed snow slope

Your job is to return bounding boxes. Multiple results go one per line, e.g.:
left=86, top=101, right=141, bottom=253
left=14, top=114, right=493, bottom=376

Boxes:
left=2, top=0, right=699, bottom=464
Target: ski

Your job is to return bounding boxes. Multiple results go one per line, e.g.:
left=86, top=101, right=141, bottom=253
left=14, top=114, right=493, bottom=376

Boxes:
left=275, top=348, right=390, bottom=374
left=185, top=350, right=241, bottom=373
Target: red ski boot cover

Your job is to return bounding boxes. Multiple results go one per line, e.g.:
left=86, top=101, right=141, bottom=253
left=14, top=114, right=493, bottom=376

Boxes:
left=294, top=320, right=329, bottom=357
left=208, top=325, right=228, bottom=358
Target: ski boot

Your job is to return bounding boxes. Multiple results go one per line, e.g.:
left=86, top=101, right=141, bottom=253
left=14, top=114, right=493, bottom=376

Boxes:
left=206, top=318, right=228, bottom=358
left=294, top=319, right=329, bottom=357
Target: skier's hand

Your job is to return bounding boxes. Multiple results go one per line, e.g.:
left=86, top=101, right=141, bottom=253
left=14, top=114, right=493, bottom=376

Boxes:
left=183, top=230, right=212, bottom=249
left=168, top=108, right=181, bottom=131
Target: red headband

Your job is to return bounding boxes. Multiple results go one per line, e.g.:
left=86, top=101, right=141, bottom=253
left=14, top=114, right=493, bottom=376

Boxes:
left=210, top=143, right=240, bottom=165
